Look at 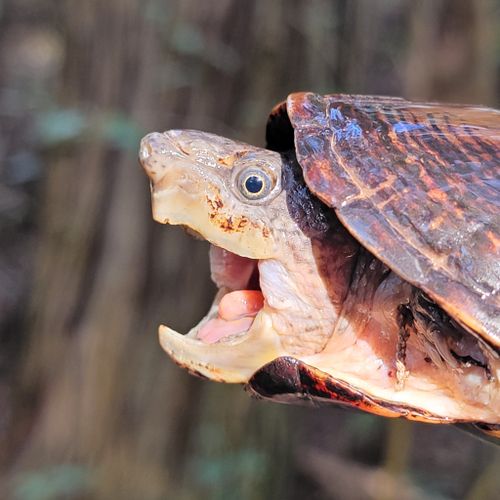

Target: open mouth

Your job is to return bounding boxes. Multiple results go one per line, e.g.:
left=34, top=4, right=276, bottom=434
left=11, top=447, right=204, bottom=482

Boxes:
left=188, top=245, right=264, bottom=344
left=157, top=238, right=283, bottom=383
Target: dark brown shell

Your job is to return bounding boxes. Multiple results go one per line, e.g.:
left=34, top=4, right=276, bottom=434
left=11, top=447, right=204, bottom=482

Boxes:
left=267, top=93, right=500, bottom=349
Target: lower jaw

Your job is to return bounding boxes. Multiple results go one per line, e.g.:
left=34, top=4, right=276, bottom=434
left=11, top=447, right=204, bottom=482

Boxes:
left=158, top=247, right=286, bottom=382
left=158, top=310, right=285, bottom=383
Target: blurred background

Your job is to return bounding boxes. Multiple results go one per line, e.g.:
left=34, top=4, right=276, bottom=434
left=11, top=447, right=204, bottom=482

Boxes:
left=0, top=0, right=499, bottom=499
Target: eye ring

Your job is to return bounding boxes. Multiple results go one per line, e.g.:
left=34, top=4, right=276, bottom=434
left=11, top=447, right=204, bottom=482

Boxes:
left=237, top=168, right=273, bottom=200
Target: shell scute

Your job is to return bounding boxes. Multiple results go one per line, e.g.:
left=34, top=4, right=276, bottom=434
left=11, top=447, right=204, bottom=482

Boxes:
left=284, top=92, right=500, bottom=346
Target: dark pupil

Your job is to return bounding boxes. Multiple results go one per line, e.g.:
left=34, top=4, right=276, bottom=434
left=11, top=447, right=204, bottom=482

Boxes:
left=245, top=175, right=263, bottom=194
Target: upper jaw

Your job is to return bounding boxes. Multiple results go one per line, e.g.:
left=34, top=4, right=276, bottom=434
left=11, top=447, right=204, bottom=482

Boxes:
left=141, top=132, right=278, bottom=260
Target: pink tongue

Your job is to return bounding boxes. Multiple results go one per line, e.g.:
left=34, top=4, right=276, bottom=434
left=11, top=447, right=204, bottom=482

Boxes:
left=197, top=317, right=255, bottom=344
left=219, top=290, right=264, bottom=321
left=197, top=290, right=264, bottom=344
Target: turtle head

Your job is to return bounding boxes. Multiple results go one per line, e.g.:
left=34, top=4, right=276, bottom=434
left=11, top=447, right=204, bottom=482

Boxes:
left=140, top=130, right=283, bottom=259
left=139, top=130, right=291, bottom=381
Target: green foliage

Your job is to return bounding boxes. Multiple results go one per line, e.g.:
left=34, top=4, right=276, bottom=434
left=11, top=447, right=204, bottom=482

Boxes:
left=101, top=114, right=144, bottom=151
left=13, top=465, right=90, bottom=500
left=34, top=109, right=144, bottom=150
left=35, top=109, right=86, bottom=146
left=345, top=412, right=383, bottom=441
left=171, top=23, right=205, bottom=56
left=190, top=448, right=268, bottom=487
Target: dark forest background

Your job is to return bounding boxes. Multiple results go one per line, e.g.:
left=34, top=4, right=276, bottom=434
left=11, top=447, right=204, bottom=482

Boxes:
left=0, top=1, right=499, bottom=499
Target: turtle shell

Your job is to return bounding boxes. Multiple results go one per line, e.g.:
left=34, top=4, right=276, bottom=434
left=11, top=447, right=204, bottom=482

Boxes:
left=266, top=93, right=500, bottom=350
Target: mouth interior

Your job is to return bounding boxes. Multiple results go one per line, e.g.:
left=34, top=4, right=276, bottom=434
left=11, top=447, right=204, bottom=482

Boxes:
left=190, top=245, right=264, bottom=344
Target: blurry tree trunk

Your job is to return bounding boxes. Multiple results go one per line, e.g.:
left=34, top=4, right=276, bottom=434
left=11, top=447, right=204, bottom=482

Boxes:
left=404, top=0, right=497, bottom=105
left=2, top=1, right=499, bottom=499
left=6, top=1, right=215, bottom=498
left=4, top=1, right=294, bottom=498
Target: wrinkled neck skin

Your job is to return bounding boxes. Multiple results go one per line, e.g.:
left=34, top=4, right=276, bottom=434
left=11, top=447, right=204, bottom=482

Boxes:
left=260, top=154, right=360, bottom=355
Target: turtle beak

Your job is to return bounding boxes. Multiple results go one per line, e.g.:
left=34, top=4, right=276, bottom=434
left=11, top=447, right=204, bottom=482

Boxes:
left=158, top=312, right=284, bottom=382
left=140, top=131, right=188, bottom=185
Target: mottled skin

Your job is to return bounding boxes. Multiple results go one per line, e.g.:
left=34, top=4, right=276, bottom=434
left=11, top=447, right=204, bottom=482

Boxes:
left=139, top=94, right=500, bottom=439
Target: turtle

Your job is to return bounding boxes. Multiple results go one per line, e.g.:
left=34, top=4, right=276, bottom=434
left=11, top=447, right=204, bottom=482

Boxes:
left=139, top=92, right=500, bottom=440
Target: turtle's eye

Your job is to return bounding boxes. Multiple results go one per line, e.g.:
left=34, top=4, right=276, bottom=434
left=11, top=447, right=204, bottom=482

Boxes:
left=244, top=175, right=264, bottom=194
left=237, top=168, right=272, bottom=200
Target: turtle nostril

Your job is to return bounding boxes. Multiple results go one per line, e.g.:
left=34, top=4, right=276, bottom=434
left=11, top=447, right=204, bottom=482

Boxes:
left=139, top=131, right=191, bottom=183
left=139, top=135, right=164, bottom=182
left=140, top=141, right=152, bottom=161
